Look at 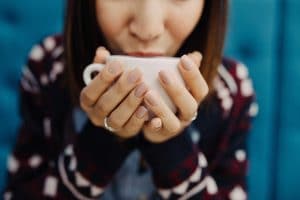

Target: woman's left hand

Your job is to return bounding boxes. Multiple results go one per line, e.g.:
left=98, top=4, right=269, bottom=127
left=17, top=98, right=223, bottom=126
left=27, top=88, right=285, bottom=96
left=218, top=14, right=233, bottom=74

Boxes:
left=142, top=52, right=209, bottom=143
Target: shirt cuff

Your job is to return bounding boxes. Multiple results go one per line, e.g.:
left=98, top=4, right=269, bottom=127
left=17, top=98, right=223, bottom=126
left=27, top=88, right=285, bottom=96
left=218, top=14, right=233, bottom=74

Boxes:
left=58, top=120, right=135, bottom=199
left=139, top=128, right=199, bottom=188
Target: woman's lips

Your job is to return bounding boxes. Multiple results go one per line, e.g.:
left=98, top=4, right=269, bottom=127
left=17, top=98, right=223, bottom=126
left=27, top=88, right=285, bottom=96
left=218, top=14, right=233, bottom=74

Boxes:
left=126, top=52, right=164, bottom=57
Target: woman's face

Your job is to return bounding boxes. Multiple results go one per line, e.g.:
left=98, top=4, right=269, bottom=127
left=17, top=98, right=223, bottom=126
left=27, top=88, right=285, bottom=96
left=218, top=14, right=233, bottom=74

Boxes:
left=95, top=0, right=205, bottom=57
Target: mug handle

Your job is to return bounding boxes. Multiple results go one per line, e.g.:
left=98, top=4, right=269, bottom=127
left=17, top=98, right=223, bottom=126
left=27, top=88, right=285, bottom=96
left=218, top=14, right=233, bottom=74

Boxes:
left=83, top=63, right=105, bottom=85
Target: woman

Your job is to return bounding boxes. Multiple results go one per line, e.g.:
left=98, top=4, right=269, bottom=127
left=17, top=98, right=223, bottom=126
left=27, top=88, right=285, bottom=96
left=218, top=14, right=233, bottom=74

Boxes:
left=4, top=0, right=257, bottom=199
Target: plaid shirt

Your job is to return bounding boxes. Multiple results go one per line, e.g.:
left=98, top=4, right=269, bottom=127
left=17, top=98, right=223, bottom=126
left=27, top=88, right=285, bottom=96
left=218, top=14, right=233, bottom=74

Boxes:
left=3, top=35, right=258, bottom=200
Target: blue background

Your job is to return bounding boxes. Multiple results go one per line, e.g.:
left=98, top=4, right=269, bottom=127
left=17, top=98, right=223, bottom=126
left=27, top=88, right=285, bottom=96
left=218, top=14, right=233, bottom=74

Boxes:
left=0, top=1, right=299, bottom=199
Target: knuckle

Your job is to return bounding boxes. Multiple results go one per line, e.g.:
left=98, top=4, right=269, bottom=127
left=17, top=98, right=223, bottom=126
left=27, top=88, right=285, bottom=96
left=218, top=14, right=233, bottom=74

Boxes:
left=123, top=114, right=145, bottom=134
left=181, top=114, right=190, bottom=122
left=168, top=121, right=181, bottom=135
left=155, top=109, right=165, bottom=118
left=183, top=102, right=198, bottom=120
left=100, top=71, right=114, bottom=84
left=80, top=89, right=94, bottom=106
left=195, top=84, right=209, bottom=102
left=132, top=114, right=145, bottom=125
left=95, top=100, right=110, bottom=114
left=80, top=101, right=88, bottom=112
left=109, top=116, right=123, bottom=129
left=79, top=95, right=87, bottom=110
left=201, top=85, right=209, bottom=99
left=127, top=93, right=139, bottom=108
left=114, top=79, right=127, bottom=94
left=90, top=117, right=102, bottom=127
left=190, top=100, right=198, bottom=112
left=203, top=87, right=209, bottom=98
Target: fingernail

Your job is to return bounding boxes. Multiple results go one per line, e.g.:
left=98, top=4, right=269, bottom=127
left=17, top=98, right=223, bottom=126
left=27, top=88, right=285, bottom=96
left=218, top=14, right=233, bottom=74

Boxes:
left=136, top=106, right=148, bottom=119
left=181, top=55, right=194, bottom=71
left=159, top=71, right=172, bottom=85
left=135, top=83, right=148, bottom=98
left=96, top=46, right=105, bottom=55
left=127, top=68, right=141, bottom=84
left=152, top=118, right=162, bottom=129
left=108, top=61, right=121, bottom=75
left=144, top=91, right=157, bottom=106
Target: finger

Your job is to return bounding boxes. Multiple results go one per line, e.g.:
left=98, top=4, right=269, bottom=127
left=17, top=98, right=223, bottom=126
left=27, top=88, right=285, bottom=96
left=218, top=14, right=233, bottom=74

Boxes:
left=158, top=70, right=198, bottom=121
left=187, top=51, right=202, bottom=68
left=178, top=55, right=209, bottom=104
left=94, top=68, right=142, bottom=117
left=93, top=46, right=110, bottom=63
left=144, top=117, right=162, bottom=133
left=144, top=90, right=181, bottom=135
left=80, top=61, right=123, bottom=108
left=144, top=117, right=177, bottom=143
left=121, top=106, right=149, bottom=138
left=108, top=83, right=148, bottom=129
left=86, top=111, right=105, bottom=127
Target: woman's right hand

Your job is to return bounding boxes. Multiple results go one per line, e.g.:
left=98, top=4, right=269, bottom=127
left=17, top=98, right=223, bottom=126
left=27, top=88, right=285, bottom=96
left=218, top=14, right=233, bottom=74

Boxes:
left=80, top=47, right=149, bottom=138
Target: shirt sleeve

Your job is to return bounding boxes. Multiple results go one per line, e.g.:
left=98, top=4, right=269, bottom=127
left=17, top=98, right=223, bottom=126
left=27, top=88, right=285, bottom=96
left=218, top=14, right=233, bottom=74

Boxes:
left=3, top=39, right=134, bottom=200
left=139, top=62, right=258, bottom=200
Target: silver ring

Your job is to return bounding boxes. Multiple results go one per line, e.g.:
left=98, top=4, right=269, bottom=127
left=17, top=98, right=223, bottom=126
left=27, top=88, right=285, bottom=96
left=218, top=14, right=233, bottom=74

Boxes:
left=190, top=111, right=198, bottom=122
left=103, top=117, right=117, bottom=132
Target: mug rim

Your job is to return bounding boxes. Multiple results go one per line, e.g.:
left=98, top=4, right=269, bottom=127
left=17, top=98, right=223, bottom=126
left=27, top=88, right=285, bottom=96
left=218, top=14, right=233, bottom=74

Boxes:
left=108, top=55, right=180, bottom=62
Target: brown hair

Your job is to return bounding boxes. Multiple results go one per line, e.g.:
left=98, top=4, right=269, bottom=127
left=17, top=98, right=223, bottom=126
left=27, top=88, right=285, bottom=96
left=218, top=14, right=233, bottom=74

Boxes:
left=64, top=0, right=228, bottom=105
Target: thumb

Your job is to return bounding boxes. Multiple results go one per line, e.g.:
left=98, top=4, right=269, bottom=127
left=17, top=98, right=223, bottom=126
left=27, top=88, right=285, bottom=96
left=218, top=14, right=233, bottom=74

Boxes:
left=93, top=46, right=110, bottom=63
left=187, top=51, right=203, bottom=68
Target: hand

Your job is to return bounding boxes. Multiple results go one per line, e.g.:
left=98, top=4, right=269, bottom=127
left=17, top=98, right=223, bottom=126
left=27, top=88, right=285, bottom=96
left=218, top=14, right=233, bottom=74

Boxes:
left=142, top=52, right=208, bottom=143
left=80, top=47, right=149, bottom=138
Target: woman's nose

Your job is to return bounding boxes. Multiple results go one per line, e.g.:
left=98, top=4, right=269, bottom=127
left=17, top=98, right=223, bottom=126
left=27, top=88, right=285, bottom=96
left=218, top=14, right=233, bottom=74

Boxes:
left=129, top=1, right=165, bottom=42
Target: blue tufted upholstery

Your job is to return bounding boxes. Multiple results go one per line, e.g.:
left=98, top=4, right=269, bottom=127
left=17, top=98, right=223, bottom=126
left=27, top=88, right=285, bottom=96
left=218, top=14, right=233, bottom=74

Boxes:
left=0, top=1, right=299, bottom=199
left=225, top=0, right=300, bottom=199
left=0, top=0, right=64, bottom=190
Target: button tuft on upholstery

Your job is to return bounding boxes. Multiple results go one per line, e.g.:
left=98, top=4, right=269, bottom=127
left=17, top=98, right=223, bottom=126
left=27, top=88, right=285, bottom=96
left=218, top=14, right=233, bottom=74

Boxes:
left=2, top=10, right=19, bottom=24
left=239, top=43, right=255, bottom=59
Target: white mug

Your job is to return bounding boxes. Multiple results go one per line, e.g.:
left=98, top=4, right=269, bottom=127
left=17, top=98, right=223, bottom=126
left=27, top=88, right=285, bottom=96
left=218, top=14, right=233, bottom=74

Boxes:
left=83, top=55, right=185, bottom=112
